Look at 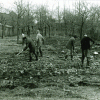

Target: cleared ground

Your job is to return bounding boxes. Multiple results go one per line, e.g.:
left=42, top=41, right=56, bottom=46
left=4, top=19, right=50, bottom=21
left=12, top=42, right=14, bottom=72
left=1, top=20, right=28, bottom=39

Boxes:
left=0, top=35, right=100, bottom=100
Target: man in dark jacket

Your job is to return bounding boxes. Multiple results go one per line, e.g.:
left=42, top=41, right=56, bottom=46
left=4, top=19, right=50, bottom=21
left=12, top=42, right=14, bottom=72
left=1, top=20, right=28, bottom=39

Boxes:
left=81, top=34, right=94, bottom=67
left=22, top=34, right=38, bottom=61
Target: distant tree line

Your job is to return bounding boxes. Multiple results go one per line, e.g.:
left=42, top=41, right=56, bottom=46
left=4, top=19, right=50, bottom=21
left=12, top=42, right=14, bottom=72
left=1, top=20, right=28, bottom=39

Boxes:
left=0, top=0, right=100, bottom=42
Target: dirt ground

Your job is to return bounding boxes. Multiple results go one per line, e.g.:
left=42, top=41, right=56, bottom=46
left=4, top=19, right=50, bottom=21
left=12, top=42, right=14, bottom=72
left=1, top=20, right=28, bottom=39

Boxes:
left=0, top=35, right=100, bottom=100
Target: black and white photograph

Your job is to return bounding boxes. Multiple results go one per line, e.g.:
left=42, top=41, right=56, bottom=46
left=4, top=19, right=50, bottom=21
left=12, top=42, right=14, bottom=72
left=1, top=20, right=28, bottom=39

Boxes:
left=0, top=0, right=100, bottom=100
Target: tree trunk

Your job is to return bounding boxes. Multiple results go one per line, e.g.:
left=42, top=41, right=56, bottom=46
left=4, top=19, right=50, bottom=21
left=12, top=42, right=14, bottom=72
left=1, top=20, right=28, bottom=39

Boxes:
left=27, top=26, right=30, bottom=37
left=17, top=28, right=19, bottom=44
left=2, top=25, right=4, bottom=39
left=72, top=26, right=74, bottom=36
left=65, top=23, right=67, bottom=35
left=49, top=26, right=50, bottom=38
left=80, top=16, right=84, bottom=39
left=17, top=14, right=19, bottom=44
left=17, top=19, right=19, bottom=44
left=45, top=26, right=46, bottom=36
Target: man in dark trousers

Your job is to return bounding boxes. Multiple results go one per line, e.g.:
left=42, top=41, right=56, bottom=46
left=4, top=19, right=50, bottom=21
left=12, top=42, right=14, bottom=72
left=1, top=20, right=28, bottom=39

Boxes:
left=21, top=34, right=38, bottom=61
left=81, top=34, right=94, bottom=67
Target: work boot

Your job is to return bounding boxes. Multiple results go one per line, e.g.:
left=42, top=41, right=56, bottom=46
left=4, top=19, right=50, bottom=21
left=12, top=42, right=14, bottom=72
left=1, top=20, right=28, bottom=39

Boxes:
left=65, top=55, right=68, bottom=59
left=71, top=55, right=73, bottom=60
left=40, top=51, right=43, bottom=57
left=87, top=57, right=90, bottom=66
left=37, top=51, right=39, bottom=57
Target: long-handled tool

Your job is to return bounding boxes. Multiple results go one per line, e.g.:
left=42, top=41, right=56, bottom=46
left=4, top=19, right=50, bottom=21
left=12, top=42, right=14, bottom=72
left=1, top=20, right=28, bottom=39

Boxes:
left=16, top=50, right=23, bottom=56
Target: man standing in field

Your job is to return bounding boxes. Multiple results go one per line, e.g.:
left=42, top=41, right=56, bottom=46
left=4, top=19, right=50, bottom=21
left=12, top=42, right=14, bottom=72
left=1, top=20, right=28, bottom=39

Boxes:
left=36, top=29, right=44, bottom=57
left=65, top=35, right=77, bottom=60
left=21, top=34, right=38, bottom=61
left=81, top=34, right=94, bottom=67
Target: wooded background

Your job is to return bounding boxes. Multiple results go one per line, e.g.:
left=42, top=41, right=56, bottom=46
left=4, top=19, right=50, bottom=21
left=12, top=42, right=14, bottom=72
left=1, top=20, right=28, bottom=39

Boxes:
left=0, top=0, right=100, bottom=43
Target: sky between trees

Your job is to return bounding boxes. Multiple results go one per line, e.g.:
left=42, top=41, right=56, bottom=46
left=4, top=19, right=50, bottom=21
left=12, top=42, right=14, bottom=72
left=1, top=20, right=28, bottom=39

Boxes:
left=1, top=0, right=100, bottom=12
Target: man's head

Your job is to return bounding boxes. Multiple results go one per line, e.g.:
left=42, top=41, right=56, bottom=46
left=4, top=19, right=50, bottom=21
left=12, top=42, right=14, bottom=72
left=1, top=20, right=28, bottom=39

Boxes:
left=84, top=34, right=87, bottom=37
left=37, top=30, right=40, bottom=34
left=22, top=34, right=27, bottom=45
left=22, top=33, right=25, bottom=38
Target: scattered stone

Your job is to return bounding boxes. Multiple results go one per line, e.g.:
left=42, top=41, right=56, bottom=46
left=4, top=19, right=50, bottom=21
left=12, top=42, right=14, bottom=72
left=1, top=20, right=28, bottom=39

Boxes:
left=47, top=56, right=49, bottom=58
left=94, top=51, right=98, bottom=55
left=58, top=56, right=63, bottom=58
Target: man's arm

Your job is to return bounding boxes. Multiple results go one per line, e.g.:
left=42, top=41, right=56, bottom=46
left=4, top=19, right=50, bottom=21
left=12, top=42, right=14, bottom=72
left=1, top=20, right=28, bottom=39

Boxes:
left=42, top=37, right=44, bottom=45
left=23, top=43, right=28, bottom=51
left=89, top=37, right=94, bottom=44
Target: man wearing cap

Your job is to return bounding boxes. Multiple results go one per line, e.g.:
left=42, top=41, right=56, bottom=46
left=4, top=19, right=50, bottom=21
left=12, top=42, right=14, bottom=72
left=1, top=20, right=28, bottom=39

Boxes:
left=65, top=35, right=77, bottom=60
left=81, top=34, right=94, bottom=67
left=36, top=29, right=44, bottom=57
left=21, top=34, right=38, bottom=61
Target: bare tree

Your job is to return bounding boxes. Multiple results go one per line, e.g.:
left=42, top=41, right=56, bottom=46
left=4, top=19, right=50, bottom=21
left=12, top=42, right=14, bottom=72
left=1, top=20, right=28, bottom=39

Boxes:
left=75, top=1, right=89, bottom=39
left=14, top=0, right=26, bottom=43
left=9, top=11, right=17, bottom=36
left=34, top=5, right=51, bottom=36
left=1, top=16, right=6, bottom=38
left=88, top=5, right=100, bottom=39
